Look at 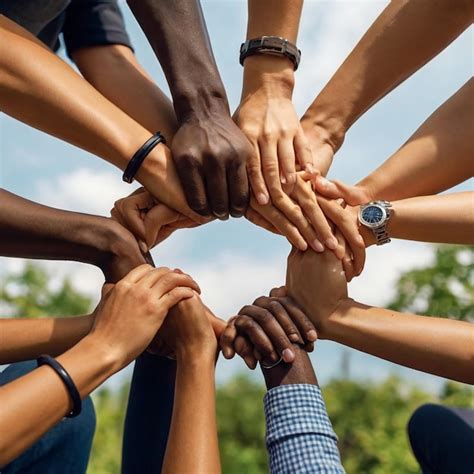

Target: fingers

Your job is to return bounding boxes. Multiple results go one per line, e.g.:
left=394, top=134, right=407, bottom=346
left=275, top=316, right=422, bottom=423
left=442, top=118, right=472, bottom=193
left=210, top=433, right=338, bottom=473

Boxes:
left=245, top=207, right=280, bottom=235
left=220, top=317, right=237, bottom=359
left=237, top=306, right=295, bottom=363
left=277, top=139, right=297, bottom=188
left=175, top=157, right=211, bottom=216
left=247, top=142, right=269, bottom=206
left=275, top=297, right=318, bottom=343
left=162, top=286, right=196, bottom=309
left=318, top=197, right=366, bottom=276
left=151, top=270, right=201, bottom=297
left=121, top=263, right=155, bottom=284
left=269, top=286, right=287, bottom=298
left=227, top=159, right=249, bottom=218
left=234, top=335, right=258, bottom=369
left=143, top=204, right=181, bottom=249
left=260, top=140, right=284, bottom=204
left=314, top=177, right=368, bottom=206
left=205, top=158, right=229, bottom=220
left=250, top=197, right=307, bottom=251
left=292, top=177, right=338, bottom=252
left=294, top=129, right=314, bottom=174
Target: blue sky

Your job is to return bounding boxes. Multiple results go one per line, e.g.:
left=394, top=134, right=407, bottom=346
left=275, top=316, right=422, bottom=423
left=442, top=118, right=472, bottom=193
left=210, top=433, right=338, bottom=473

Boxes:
left=0, top=1, right=472, bottom=392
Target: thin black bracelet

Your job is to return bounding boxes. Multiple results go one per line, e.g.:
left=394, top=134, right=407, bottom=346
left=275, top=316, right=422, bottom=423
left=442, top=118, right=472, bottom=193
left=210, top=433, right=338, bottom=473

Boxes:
left=122, top=131, right=166, bottom=184
left=37, top=354, right=82, bottom=418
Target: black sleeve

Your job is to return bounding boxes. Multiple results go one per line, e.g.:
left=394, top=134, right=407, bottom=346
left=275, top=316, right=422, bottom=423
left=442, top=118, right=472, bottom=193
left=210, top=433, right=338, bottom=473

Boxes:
left=63, top=0, right=133, bottom=57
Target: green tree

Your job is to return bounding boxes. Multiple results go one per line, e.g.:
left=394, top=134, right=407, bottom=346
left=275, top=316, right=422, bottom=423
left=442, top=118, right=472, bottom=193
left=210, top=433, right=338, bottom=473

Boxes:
left=388, top=245, right=473, bottom=321
left=0, top=262, right=91, bottom=318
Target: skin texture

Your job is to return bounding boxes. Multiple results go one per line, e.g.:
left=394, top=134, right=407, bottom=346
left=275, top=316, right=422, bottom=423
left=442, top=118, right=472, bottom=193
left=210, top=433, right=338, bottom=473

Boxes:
left=158, top=295, right=221, bottom=474
left=0, top=15, right=202, bottom=224
left=0, top=189, right=146, bottom=282
left=127, top=0, right=251, bottom=220
left=220, top=292, right=317, bottom=369
left=0, top=265, right=199, bottom=466
left=314, top=80, right=474, bottom=204
left=300, top=0, right=473, bottom=176
left=234, top=0, right=340, bottom=253
left=286, top=248, right=474, bottom=384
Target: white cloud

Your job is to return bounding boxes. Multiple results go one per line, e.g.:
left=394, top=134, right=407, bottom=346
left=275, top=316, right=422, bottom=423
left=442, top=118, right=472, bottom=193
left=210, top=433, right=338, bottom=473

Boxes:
left=36, top=168, right=139, bottom=216
left=295, top=0, right=388, bottom=113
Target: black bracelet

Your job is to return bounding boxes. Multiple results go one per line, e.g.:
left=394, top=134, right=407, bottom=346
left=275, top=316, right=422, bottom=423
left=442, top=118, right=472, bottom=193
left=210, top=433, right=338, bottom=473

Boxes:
left=122, top=131, right=166, bottom=184
left=37, top=354, right=82, bottom=418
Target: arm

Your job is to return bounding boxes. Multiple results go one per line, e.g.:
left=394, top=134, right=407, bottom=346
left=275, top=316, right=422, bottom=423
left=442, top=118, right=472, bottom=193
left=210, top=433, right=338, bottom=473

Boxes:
left=235, top=1, right=340, bottom=254
left=360, top=192, right=474, bottom=247
left=0, top=189, right=145, bottom=282
left=300, top=0, right=473, bottom=175
left=0, top=16, right=200, bottom=222
left=158, top=295, right=220, bottom=474
left=0, top=315, right=93, bottom=364
left=220, top=295, right=344, bottom=473
left=127, top=0, right=251, bottom=220
left=0, top=265, right=199, bottom=465
left=286, top=248, right=474, bottom=384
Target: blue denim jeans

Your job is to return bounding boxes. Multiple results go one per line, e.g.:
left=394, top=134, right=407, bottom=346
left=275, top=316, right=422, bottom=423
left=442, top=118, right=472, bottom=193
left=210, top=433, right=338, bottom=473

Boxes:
left=408, top=403, right=474, bottom=474
left=0, top=361, right=96, bottom=474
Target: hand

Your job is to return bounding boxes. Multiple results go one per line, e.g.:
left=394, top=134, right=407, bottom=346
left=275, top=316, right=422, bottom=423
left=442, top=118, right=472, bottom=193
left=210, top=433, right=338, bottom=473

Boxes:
left=111, top=187, right=200, bottom=252
left=153, top=294, right=217, bottom=361
left=171, top=110, right=251, bottom=220
left=89, top=265, right=200, bottom=369
left=313, top=177, right=372, bottom=205
left=300, top=115, right=346, bottom=177
left=98, top=218, right=149, bottom=283
left=220, top=291, right=317, bottom=369
left=286, top=247, right=348, bottom=338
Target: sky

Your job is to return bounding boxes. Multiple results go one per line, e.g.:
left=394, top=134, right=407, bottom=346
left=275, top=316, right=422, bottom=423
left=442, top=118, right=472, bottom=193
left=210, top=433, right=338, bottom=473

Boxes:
left=0, top=0, right=472, bottom=393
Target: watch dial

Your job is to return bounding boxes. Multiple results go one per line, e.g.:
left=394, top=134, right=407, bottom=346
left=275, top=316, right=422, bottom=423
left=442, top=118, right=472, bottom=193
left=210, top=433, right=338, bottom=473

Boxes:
left=362, top=206, right=383, bottom=224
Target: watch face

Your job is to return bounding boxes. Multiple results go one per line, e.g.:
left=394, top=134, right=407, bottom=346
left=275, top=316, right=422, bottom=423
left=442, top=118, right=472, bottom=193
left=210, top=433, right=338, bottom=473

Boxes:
left=360, top=205, right=385, bottom=227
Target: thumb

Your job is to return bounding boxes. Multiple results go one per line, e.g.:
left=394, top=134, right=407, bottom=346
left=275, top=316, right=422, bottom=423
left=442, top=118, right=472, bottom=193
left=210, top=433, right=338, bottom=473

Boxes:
left=314, top=178, right=367, bottom=206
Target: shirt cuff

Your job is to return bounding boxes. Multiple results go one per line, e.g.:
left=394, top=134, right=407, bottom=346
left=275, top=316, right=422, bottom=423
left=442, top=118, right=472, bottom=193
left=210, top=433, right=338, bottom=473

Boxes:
left=264, top=384, right=338, bottom=446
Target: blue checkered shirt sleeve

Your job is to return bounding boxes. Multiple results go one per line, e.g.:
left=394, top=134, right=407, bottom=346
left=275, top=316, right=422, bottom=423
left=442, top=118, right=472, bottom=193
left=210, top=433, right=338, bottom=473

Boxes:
left=264, top=384, right=345, bottom=473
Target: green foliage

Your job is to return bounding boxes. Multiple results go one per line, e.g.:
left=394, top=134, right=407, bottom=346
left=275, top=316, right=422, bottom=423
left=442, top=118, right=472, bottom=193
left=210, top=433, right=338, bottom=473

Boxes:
left=0, top=262, right=91, bottom=318
left=88, top=385, right=130, bottom=474
left=1, top=249, right=472, bottom=474
left=216, top=374, right=268, bottom=474
left=388, top=245, right=473, bottom=321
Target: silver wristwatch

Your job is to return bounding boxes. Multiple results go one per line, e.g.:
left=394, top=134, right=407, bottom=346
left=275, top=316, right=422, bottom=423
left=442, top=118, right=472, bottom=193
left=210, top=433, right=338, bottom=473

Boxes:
left=358, top=201, right=392, bottom=245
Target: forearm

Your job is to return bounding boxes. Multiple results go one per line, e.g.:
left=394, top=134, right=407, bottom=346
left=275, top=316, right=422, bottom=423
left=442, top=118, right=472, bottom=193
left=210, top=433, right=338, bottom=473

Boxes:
left=241, top=0, right=302, bottom=96
left=127, top=0, right=229, bottom=121
left=0, top=316, right=93, bottom=364
left=0, top=16, right=152, bottom=170
left=0, top=335, right=119, bottom=465
left=301, top=0, right=473, bottom=148
left=72, top=45, right=178, bottom=139
left=0, top=189, right=142, bottom=281
left=359, top=192, right=474, bottom=247
left=358, top=80, right=474, bottom=201
left=163, top=353, right=220, bottom=474
left=325, top=299, right=474, bottom=384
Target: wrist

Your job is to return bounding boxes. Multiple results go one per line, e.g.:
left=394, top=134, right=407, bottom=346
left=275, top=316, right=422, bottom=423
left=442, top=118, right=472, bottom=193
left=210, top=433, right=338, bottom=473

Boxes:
left=321, top=298, right=357, bottom=341
left=242, top=55, right=295, bottom=98
left=176, top=344, right=216, bottom=367
left=173, top=85, right=230, bottom=123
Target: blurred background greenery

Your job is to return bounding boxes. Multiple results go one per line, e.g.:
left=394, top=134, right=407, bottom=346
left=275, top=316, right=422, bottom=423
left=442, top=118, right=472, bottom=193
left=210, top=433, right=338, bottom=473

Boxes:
left=1, top=245, right=472, bottom=474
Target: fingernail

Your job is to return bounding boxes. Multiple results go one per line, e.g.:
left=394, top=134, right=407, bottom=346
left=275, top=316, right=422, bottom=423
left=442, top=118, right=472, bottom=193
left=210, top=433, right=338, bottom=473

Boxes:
left=138, top=240, right=148, bottom=254
left=312, top=239, right=325, bottom=252
left=173, top=268, right=183, bottom=273
left=223, top=348, right=231, bottom=359
left=282, top=348, right=295, bottom=363
left=299, top=241, right=308, bottom=251
left=257, top=193, right=269, bottom=205
left=307, top=330, right=317, bottom=342
left=287, top=173, right=296, bottom=184
left=280, top=174, right=287, bottom=184
left=305, top=163, right=315, bottom=175
left=289, top=333, right=300, bottom=343
left=214, top=212, right=228, bottom=221
left=325, top=237, right=338, bottom=250
left=317, top=176, right=330, bottom=188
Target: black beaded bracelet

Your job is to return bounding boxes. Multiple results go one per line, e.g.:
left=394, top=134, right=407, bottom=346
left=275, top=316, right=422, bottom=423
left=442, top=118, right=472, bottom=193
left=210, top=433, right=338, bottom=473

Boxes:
left=122, top=131, right=166, bottom=184
left=37, top=354, right=82, bottom=418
